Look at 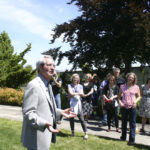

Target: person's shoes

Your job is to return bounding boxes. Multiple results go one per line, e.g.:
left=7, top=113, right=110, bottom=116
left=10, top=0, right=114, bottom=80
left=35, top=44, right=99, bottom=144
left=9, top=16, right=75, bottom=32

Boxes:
left=116, top=128, right=121, bottom=133
left=111, top=123, right=115, bottom=127
left=128, top=141, right=135, bottom=146
left=120, top=136, right=125, bottom=141
left=139, top=128, right=145, bottom=133
left=106, top=128, right=110, bottom=132
left=71, top=133, right=74, bottom=137
left=83, top=134, right=88, bottom=140
left=98, top=122, right=102, bottom=127
left=103, top=122, right=107, bottom=126
left=98, top=122, right=106, bottom=127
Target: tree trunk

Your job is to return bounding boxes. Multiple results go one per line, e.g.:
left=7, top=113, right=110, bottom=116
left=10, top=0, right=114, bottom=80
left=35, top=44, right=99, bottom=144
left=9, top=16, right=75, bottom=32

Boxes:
left=124, top=60, right=132, bottom=75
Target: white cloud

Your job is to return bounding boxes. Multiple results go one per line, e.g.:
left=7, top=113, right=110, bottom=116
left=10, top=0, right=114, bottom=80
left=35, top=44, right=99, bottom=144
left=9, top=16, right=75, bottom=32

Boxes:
left=0, top=0, right=54, bottom=40
left=0, top=0, right=79, bottom=70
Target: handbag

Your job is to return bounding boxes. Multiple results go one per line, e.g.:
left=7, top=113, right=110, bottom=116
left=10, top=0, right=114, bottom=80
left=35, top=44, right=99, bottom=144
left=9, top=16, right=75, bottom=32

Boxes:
left=104, top=101, right=115, bottom=110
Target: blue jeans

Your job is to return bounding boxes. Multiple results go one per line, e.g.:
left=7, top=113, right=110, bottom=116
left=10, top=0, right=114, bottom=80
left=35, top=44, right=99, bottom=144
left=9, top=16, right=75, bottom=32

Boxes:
left=121, top=107, right=137, bottom=142
left=112, top=105, right=120, bottom=124
left=55, top=93, right=61, bottom=109
left=102, top=109, right=107, bottom=124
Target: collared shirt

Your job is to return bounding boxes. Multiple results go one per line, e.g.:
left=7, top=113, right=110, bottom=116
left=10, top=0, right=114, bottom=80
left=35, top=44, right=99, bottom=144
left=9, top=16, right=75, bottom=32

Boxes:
left=116, top=77, right=125, bottom=88
left=38, top=74, right=49, bottom=88
left=38, top=74, right=56, bottom=121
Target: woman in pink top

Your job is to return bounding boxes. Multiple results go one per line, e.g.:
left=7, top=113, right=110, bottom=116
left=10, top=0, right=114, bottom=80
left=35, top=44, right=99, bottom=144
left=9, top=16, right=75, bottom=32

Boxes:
left=119, top=72, right=141, bottom=145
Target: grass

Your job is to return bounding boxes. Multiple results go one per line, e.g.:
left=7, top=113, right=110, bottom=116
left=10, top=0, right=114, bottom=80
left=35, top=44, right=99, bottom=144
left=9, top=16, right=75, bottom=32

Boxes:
left=0, top=118, right=150, bottom=150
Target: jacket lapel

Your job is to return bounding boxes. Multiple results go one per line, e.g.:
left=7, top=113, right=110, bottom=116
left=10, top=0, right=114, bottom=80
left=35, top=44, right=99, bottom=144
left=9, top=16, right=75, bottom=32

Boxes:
left=36, top=76, right=56, bottom=122
left=36, top=77, right=53, bottom=107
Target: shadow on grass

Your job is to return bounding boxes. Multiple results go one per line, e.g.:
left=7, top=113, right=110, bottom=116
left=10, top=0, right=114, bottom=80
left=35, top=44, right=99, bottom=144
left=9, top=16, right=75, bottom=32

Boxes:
left=96, top=135, right=150, bottom=149
left=57, top=130, right=83, bottom=138
left=57, top=131, right=70, bottom=137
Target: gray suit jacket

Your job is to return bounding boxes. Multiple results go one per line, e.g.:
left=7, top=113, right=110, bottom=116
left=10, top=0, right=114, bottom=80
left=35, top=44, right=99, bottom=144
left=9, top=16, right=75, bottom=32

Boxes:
left=21, top=76, right=61, bottom=150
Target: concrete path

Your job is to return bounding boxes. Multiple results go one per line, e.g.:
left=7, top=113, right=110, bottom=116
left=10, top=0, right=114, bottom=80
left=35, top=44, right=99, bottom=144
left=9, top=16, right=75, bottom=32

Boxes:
left=0, top=105, right=150, bottom=147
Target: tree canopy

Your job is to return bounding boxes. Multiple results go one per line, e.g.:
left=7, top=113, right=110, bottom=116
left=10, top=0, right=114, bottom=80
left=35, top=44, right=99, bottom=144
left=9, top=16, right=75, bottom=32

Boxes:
left=0, top=31, right=36, bottom=88
left=50, top=0, right=150, bottom=77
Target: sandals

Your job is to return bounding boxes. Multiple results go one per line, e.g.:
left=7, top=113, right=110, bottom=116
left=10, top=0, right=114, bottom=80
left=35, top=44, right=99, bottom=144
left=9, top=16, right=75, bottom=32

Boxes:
left=116, top=128, right=121, bottom=133
left=106, top=128, right=121, bottom=133
left=106, top=128, right=110, bottom=132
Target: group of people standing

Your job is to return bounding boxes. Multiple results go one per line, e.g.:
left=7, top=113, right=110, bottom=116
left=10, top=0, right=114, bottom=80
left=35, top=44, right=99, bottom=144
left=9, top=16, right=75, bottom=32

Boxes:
left=21, top=55, right=150, bottom=150
left=66, top=68, right=150, bottom=145
left=99, top=68, right=150, bottom=145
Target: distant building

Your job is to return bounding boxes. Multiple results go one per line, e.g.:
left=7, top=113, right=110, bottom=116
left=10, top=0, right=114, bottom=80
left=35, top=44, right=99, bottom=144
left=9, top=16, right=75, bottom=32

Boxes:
left=131, top=66, right=150, bottom=85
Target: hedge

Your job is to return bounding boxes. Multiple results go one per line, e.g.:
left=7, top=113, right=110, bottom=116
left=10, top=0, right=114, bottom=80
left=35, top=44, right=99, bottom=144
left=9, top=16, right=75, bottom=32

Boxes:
left=0, top=88, right=24, bottom=106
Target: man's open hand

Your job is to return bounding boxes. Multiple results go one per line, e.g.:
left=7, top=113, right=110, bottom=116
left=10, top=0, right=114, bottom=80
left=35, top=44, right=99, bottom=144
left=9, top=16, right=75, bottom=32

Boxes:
left=61, top=108, right=77, bottom=118
left=46, top=123, right=60, bottom=133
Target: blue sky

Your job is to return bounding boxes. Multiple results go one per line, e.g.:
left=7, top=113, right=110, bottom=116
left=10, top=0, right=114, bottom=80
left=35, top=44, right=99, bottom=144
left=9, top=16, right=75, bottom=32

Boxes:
left=0, top=0, right=80, bottom=71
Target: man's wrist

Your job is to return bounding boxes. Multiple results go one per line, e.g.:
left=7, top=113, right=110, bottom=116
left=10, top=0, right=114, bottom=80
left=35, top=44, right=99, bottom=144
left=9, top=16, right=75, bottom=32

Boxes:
left=45, top=123, right=51, bottom=128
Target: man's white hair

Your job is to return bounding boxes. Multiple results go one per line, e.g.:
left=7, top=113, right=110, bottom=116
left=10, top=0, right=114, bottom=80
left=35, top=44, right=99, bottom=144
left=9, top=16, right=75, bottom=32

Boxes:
left=113, top=68, right=120, bottom=73
left=36, top=55, right=53, bottom=72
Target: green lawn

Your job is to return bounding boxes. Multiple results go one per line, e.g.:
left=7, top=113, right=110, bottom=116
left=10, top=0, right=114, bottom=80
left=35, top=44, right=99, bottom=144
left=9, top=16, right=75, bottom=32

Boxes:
left=0, top=118, right=149, bottom=150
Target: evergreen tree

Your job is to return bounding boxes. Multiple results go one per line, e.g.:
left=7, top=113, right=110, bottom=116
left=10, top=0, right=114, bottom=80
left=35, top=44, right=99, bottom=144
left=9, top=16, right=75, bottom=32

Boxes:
left=0, top=31, right=36, bottom=88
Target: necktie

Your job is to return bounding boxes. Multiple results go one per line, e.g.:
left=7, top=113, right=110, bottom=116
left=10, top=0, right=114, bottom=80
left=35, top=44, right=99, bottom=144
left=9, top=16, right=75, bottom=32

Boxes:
left=48, top=84, right=57, bottom=144
left=48, top=84, right=56, bottom=122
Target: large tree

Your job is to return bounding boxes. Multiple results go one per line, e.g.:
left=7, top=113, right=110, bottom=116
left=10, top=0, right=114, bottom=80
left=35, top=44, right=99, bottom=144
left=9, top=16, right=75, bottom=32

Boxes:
left=50, top=0, right=150, bottom=77
left=0, top=31, right=36, bottom=88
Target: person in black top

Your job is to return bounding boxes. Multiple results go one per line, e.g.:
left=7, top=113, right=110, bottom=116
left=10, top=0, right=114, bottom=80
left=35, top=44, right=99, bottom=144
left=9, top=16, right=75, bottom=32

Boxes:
left=111, top=68, right=125, bottom=126
left=82, top=73, right=94, bottom=122
left=91, top=74, right=100, bottom=119
left=51, top=71, right=62, bottom=109
left=103, top=75, right=121, bottom=132
left=113, top=68, right=125, bottom=88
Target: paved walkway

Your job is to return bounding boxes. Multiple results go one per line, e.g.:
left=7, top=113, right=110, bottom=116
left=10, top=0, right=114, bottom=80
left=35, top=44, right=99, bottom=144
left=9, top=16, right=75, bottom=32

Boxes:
left=0, top=105, right=150, bottom=147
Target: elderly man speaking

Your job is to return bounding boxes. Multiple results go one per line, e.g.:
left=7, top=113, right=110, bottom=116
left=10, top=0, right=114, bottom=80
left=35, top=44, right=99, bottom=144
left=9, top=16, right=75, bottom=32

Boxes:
left=21, top=55, right=76, bottom=150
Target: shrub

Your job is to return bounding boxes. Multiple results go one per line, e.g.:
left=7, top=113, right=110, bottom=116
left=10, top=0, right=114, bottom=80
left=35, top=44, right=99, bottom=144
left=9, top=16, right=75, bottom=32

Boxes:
left=0, top=88, right=24, bottom=106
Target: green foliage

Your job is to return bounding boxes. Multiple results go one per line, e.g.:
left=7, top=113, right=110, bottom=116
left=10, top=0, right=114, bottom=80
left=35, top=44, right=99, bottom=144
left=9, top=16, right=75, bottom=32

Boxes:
left=50, top=0, right=150, bottom=75
left=59, top=71, right=72, bottom=109
left=61, top=91, right=69, bottom=109
left=0, top=31, right=36, bottom=89
left=0, top=88, right=24, bottom=106
left=60, top=71, right=72, bottom=91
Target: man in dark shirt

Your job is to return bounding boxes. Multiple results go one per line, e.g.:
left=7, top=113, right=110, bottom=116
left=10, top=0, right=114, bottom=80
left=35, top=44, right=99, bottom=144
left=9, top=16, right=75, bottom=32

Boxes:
left=113, top=68, right=125, bottom=88
left=112, top=68, right=125, bottom=126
